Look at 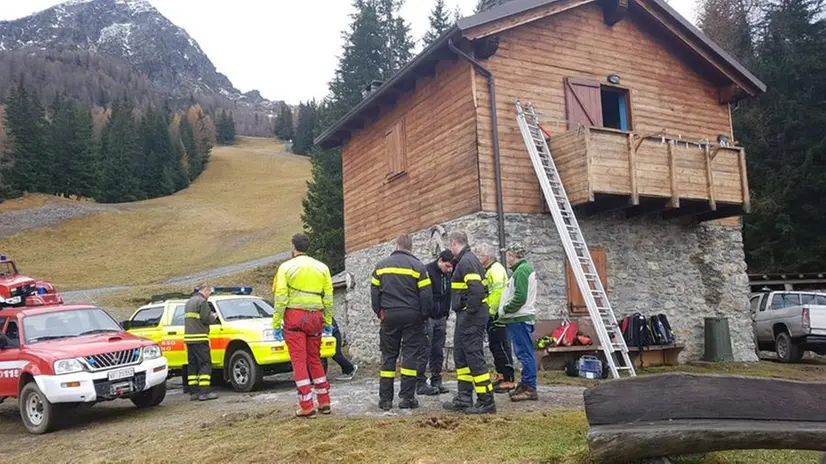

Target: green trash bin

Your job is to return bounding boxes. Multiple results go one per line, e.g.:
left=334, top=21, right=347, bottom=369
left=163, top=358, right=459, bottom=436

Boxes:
left=702, top=317, right=734, bottom=362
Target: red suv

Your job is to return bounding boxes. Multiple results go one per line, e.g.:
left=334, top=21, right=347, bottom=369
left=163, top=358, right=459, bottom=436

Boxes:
left=0, top=303, right=168, bottom=433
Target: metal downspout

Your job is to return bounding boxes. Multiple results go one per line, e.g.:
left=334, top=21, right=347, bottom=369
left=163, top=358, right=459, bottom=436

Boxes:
left=448, top=39, right=507, bottom=264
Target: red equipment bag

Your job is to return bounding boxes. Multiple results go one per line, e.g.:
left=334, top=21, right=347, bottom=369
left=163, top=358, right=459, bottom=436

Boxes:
left=576, top=334, right=592, bottom=346
left=560, top=321, right=579, bottom=346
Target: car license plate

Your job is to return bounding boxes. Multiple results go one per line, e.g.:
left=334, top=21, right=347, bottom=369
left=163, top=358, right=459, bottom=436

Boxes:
left=108, top=367, right=134, bottom=381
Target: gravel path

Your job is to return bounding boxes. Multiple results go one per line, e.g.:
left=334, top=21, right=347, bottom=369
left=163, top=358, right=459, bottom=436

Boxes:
left=0, top=202, right=112, bottom=237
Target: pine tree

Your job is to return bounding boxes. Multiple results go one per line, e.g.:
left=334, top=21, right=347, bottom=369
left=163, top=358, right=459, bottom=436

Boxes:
left=169, top=113, right=191, bottom=191
left=140, top=106, right=175, bottom=198
left=302, top=145, right=345, bottom=273
left=293, top=101, right=318, bottom=156
left=184, top=105, right=215, bottom=180
left=216, top=110, right=237, bottom=145
left=377, top=0, right=415, bottom=74
left=98, top=98, right=143, bottom=202
left=274, top=105, right=294, bottom=140
left=697, top=0, right=756, bottom=64
left=423, top=0, right=453, bottom=46
left=738, top=0, right=826, bottom=271
left=49, top=96, right=98, bottom=198
left=4, top=78, right=50, bottom=195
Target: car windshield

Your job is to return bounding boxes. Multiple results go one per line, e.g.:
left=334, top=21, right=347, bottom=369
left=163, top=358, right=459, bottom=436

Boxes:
left=0, top=262, right=17, bottom=277
left=216, top=298, right=273, bottom=320
left=23, top=308, right=122, bottom=344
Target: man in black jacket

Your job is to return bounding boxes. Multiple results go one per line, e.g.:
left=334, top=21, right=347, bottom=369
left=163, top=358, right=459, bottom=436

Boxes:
left=184, top=284, right=217, bottom=401
left=416, top=249, right=454, bottom=395
left=370, top=234, right=433, bottom=411
left=442, top=231, right=496, bottom=415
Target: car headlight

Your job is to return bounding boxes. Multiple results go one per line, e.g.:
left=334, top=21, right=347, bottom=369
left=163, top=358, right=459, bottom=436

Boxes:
left=262, top=329, right=275, bottom=341
left=143, top=345, right=162, bottom=360
left=54, top=358, right=84, bottom=375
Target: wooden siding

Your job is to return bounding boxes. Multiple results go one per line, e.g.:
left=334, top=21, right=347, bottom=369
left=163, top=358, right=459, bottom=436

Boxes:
left=548, top=129, right=590, bottom=204
left=341, top=60, right=479, bottom=252
left=473, top=3, right=734, bottom=214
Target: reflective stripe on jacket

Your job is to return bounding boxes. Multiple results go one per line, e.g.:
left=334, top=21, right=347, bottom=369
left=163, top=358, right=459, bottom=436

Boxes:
left=450, top=246, right=488, bottom=314
left=484, top=261, right=508, bottom=316
left=370, top=250, right=433, bottom=318
left=272, top=254, right=334, bottom=328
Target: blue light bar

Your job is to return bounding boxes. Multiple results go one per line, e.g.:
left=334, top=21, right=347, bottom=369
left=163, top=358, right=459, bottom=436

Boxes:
left=211, top=286, right=253, bottom=295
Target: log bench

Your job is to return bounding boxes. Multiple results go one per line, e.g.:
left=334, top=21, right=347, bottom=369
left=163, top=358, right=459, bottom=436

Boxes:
left=531, top=319, right=684, bottom=370
left=583, top=373, right=826, bottom=463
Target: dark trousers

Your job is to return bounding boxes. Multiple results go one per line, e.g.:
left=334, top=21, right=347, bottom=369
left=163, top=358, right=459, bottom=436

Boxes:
left=380, top=308, right=426, bottom=401
left=454, top=309, right=493, bottom=398
left=487, top=318, right=515, bottom=382
left=417, top=316, right=447, bottom=384
left=332, top=326, right=355, bottom=374
left=186, top=342, right=211, bottom=394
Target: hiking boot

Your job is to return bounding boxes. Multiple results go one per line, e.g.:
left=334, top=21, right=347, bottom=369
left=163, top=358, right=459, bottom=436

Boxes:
left=398, top=397, right=420, bottom=409
left=417, top=384, right=440, bottom=396
left=442, top=395, right=472, bottom=412
left=296, top=406, right=317, bottom=418
left=189, top=393, right=200, bottom=402
left=493, top=380, right=516, bottom=394
left=379, top=399, right=393, bottom=411
left=198, top=392, right=218, bottom=401
left=464, top=394, right=496, bottom=415
left=431, top=380, right=449, bottom=394
left=508, top=384, right=526, bottom=398
left=318, top=403, right=332, bottom=415
left=335, top=364, right=358, bottom=381
left=510, top=386, right=538, bottom=402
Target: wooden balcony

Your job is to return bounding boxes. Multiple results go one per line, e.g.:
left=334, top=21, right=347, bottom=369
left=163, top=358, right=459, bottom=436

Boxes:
left=547, top=127, right=751, bottom=221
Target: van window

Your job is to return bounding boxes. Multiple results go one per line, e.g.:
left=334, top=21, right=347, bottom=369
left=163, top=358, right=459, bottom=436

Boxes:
left=170, top=305, right=186, bottom=325
left=802, top=294, right=817, bottom=304
left=783, top=293, right=801, bottom=307
left=817, top=295, right=826, bottom=306
left=130, top=306, right=164, bottom=329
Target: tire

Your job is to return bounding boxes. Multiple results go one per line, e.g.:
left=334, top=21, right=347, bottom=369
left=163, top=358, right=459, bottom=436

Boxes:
left=19, top=382, right=56, bottom=434
left=131, top=382, right=167, bottom=409
left=228, top=349, right=263, bottom=392
left=775, top=332, right=803, bottom=363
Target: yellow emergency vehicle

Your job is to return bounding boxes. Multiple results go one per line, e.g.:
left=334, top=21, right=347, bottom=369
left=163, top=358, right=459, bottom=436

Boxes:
left=122, top=287, right=336, bottom=392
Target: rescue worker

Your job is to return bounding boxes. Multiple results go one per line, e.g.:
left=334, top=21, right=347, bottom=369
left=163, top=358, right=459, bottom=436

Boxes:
left=477, top=243, right=515, bottom=393
left=331, top=317, right=358, bottom=381
left=416, top=249, right=454, bottom=395
left=272, top=233, right=335, bottom=418
left=442, top=231, right=496, bottom=414
left=184, top=284, right=218, bottom=401
left=498, top=243, right=539, bottom=402
left=371, top=234, right=433, bottom=411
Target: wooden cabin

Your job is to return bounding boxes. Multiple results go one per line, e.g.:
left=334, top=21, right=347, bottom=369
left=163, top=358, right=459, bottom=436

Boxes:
left=315, top=0, right=765, bottom=363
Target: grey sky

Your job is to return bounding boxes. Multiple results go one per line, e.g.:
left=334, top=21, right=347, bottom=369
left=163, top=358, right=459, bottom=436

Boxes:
left=0, top=0, right=699, bottom=104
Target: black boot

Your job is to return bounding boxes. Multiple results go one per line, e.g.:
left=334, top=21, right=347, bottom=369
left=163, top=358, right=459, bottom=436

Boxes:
left=379, top=399, right=393, bottom=411
left=416, top=380, right=440, bottom=396
left=398, top=397, right=420, bottom=409
left=442, top=393, right=472, bottom=411
left=431, top=379, right=449, bottom=394
left=464, top=392, right=496, bottom=415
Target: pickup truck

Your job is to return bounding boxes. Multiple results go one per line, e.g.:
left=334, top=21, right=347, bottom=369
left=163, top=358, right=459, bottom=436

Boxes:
left=0, top=302, right=168, bottom=434
left=750, top=291, right=826, bottom=362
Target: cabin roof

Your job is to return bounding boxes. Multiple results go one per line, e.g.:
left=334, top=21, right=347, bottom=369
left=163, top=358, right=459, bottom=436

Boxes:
left=315, top=0, right=766, bottom=149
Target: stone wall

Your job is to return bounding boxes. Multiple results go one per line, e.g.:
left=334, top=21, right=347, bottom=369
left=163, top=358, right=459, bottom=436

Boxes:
left=340, top=212, right=758, bottom=364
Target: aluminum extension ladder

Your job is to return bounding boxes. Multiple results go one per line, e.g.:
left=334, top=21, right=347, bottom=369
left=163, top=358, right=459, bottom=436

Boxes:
left=514, top=100, right=636, bottom=379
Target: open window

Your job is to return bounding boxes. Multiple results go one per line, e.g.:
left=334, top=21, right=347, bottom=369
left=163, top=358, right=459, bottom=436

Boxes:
left=564, top=77, right=632, bottom=131
left=385, top=118, right=407, bottom=180
left=565, top=247, right=608, bottom=315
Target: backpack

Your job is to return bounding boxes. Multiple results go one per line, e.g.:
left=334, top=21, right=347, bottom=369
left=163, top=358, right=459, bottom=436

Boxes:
left=560, top=321, right=579, bottom=347
left=651, top=314, right=675, bottom=344
left=624, top=312, right=653, bottom=349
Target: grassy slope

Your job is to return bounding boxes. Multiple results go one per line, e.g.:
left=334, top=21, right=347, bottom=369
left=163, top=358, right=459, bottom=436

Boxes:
left=0, top=137, right=309, bottom=290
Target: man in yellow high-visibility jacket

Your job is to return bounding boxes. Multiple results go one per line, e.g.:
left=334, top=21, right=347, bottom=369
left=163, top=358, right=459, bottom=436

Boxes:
left=273, top=233, right=334, bottom=418
left=478, top=243, right=515, bottom=393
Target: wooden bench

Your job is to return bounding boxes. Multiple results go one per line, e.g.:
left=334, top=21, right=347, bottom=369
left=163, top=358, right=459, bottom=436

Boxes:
left=584, top=373, right=826, bottom=463
left=531, top=319, right=683, bottom=371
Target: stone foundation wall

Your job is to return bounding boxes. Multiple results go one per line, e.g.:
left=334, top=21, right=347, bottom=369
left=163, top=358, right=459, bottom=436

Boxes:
left=340, top=212, right=757, bottom=364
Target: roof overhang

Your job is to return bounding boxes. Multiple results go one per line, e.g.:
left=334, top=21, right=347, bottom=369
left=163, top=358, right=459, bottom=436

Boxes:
left=315, top=0, right=766, bottom=149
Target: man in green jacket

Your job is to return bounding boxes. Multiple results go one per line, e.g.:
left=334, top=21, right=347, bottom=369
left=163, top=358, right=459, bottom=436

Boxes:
left=497, top=243, right=538, bottom=402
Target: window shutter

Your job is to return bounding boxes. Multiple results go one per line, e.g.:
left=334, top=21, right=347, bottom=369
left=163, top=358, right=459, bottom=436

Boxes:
left=384, top=119, right=407, bottom=179
left=566, top=247, right=607, bottom=315
left=564, top=77, right=603, bottom=129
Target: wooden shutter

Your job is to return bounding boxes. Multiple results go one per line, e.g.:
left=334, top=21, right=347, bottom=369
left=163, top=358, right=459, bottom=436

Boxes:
left=564, top=77, right=603, bottom=129
left=566, top=247, right=607, bottom=315
left=384, top=119, right=407, bottom=179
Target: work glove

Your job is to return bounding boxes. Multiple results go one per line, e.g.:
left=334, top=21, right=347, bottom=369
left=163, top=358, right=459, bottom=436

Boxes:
left=322, top=326, right=333, bottom=337
left=273, top=328, right=284, bottom=342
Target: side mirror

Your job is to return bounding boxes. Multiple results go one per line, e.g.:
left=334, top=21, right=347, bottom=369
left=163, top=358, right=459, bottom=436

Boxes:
left=121, top=320, right=131, bottom=331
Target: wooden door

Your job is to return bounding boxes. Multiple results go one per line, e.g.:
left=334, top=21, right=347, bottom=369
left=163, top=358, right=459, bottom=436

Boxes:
left=566, top=247, right=607, bottom=315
